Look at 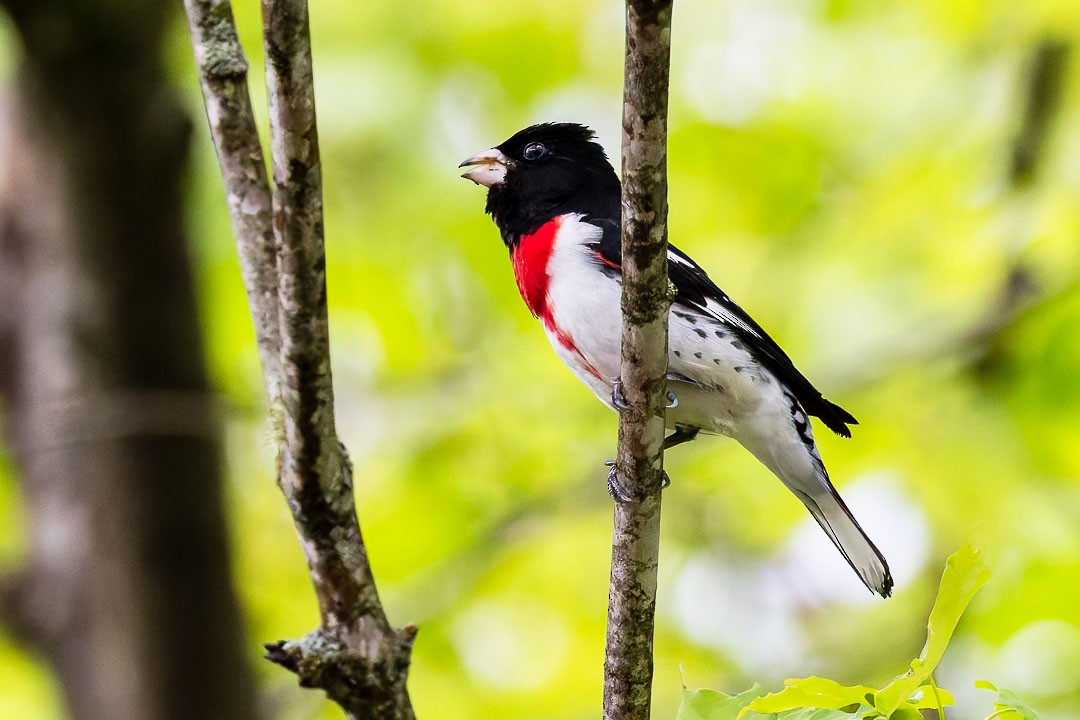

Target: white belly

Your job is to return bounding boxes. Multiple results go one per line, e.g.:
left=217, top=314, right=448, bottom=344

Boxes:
left=540, top=217, right=777, bottom=437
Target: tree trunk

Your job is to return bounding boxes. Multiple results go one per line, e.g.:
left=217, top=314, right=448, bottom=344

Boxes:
left=0, top=2, right=259, bottom=719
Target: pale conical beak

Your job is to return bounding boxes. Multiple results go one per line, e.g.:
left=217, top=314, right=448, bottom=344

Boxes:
left=459, top=148, right=509, bottom=187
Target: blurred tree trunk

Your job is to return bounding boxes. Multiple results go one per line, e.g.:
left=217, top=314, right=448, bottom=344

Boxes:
left=0, top=2, right=259, bottom=719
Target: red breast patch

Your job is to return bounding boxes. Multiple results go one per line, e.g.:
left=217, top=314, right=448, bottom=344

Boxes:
left=511, top=216, right=562, bottom=321
left=510, top=216, right=602, bottom=381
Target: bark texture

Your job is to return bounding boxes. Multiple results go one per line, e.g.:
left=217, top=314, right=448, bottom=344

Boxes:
left=184, top=0, right=282, bottom=398
left=185, top=0, right=416, bottom=717
left=604, top=1, right=674, bottom=719
left=0, top=2, right=259, bottom=719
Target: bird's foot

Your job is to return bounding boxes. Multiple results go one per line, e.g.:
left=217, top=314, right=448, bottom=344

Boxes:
left=611, top=378, right=630, bottom=410
left=612, top=378, right=678, bottom=409
left=662, top=426, right=700, bottom=450
left=604, top=460, right=670, bottom=501
left=604, top=460, right=632, bottom=502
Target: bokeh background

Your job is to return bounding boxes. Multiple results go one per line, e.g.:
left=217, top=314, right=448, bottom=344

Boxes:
left=2, top=0, right=1080, bottom=718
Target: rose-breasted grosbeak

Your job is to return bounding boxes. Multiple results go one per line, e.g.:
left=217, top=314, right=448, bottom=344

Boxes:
left=460, top=122, right=893, bottom=598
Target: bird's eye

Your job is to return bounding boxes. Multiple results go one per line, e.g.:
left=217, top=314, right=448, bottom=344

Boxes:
left=522, top=142, right=548, bottom=161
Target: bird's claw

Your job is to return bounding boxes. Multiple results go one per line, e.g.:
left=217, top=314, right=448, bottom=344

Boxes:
left=611, top=378, right=630, bottom=410
left=605, top=460, right=633, bottom=502
left=605, top=460, right=670, bottom=501
left=613, top=378, right=678, bottom=409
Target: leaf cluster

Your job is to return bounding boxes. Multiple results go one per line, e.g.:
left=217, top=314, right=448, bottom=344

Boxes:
left=678, top=547, right=1040, bottom=720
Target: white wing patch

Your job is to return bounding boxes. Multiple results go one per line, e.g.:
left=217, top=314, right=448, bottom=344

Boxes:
left=664, top=248, right=764, bottom=341
left=668, top=250, right=693, bottom=268
left=702, top=297, right=763, bottom=341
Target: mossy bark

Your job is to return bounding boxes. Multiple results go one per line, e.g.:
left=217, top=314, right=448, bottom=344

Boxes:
left=604, top=2, right=675, bottom=720
left=185, top=0, right=417, bottom=716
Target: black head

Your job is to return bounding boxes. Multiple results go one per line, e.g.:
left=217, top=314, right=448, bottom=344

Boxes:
left=460, top=122, right=621, bottom=246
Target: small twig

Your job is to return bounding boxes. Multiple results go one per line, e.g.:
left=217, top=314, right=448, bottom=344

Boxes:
left=603, top=1, right=675, bottom=719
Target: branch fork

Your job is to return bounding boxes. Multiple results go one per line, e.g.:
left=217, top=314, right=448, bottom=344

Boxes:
left=184, top=0, right=415, bottom=716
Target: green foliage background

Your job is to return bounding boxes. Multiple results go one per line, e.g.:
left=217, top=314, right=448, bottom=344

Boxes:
left=2, top=0, right=1080, bottom=718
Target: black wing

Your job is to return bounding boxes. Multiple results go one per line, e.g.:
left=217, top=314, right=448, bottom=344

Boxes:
left=588, top=225, right=857, bottom=437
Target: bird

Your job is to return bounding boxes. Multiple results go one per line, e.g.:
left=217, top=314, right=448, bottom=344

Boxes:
left=459, top=122, right=893, bottom=598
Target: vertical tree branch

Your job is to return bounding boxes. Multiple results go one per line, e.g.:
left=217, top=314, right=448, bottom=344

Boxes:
left=1009, top=39, right=1070, bottom=190
left=604, top=1, right=674, bottom=719
left=185, top=1, right=416, bottom=717
left=965, top=38, right=1070, bottom=374
left=184, top=0, right=282, bottom=402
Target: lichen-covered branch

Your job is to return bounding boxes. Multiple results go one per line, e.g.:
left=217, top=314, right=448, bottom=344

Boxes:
left=184, top=0, right=416, bottom=717
left=184, top=0, right=281, bottom=400
left=603, top=1, right=674, bottom=719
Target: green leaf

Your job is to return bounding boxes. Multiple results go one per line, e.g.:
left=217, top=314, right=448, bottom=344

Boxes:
left=875, top=545, right=991, bottom=714
left=678, top=685, right=766, bottom=720
left=772, top=708, right=868, bottom=720
left=922, top=546, right=992, bottom=672
left=908, top=685, right=955, bottom=710
left=680, top=549, right=989, bottom=720
left=992, top=690, right=1042, bottom=720
left=744, top=677, right=877, bottom=715
left=886, top=707, right=924, bottom=720
left=976, top=682, right=1043, bottom=720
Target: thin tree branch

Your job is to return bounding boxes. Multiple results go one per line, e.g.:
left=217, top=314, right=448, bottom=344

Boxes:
left=1009, top=38, right=1069, bottom=190
left=261, top=0, right=354, bottom=630
left=184, top=0, right=416, bottom=717
left=965, top=38, right=1072, bottom=366
left=604, top=1, right=674, bottom=719
left=184, top=0, right=281, bottom=400
left=965, top=38, right=1072, bottom=372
